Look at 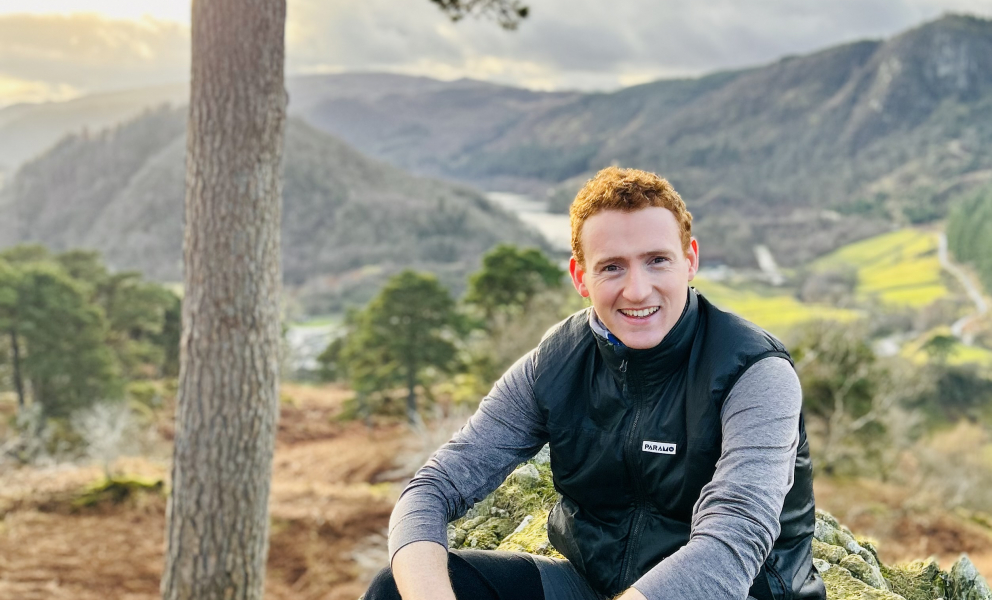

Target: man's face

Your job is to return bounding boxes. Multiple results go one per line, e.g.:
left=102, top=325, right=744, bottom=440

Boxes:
left=570, top=207, right=699, bottom=350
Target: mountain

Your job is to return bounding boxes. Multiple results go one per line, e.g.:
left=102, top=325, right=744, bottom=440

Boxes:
left=5, top=15, right=992, bottom=267
left=0, top=83, right=189, bottom=177
left=298, top=15, right=992, bottom=266
left=0, top=73, right=578, bottom=182
left=0, top=107, right=546, bottom=312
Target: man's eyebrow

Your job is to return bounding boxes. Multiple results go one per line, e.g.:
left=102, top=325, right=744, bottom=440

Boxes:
left=592, top=256, right=625, bottom=270
left=592, top=250, right=676, bottom=270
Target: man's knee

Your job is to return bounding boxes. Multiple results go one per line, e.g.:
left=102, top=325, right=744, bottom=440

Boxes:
left=364, top=565, right=401, bottom=600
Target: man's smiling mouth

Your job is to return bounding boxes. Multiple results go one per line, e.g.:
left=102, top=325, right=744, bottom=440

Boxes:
left=619, top=307, right=660, bottom=318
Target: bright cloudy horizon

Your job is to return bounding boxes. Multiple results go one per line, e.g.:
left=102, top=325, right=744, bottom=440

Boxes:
left=2, top=1, right=992, bottom=107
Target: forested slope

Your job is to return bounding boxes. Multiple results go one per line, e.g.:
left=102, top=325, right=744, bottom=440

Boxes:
left=0, top=107, right=546, bottom=310
left=948, top=185, right=992, bottom=293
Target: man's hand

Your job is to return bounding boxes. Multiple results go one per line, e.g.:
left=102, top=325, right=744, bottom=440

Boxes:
left=615, top=588, right=648, bottom=600
left=392, top=541, right=457, bottom=600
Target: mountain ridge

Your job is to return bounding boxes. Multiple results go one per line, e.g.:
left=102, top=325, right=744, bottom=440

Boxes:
left=0, top=107, right=547, bottom=312
left=3, top=14, right=992, bottom=267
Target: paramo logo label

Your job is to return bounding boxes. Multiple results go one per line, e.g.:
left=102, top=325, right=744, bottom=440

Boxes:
left=642, top=441, right=677, bottom=455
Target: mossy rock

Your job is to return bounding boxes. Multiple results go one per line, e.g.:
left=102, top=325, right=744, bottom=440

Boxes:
left=497, top=510, right=564, bottom=558
left=880, top=559, right=947, bottom=600
left=71, top=475, right=164, bottom=510
left=450, top=461, right=560, bottom=552
left=820, top=563, right=905, bottom=600
left=840, top=554, right=889, bottom=591
left=464, top=528, right=500, bottom=550
left=950, top=554, right=992, bottom=600
left=857, top=539, right=883, bottom=568
left=447, top=462, right=991, bottom=600
left=815, top=538, right=851, bottom=564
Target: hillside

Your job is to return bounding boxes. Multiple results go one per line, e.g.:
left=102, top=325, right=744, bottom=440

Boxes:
left=5, top=16, right=992, bottom=268
left=300, top=15, right=992, bottom=266
left=0, top=74, right=578, bottom=179
left=0, top=107, right=546, bottom=311
left=0, top=83, right=189, bottom=176
left=948, top=185, right=992, bottom=293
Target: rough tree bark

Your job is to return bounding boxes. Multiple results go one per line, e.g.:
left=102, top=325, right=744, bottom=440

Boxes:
left=160, top=0, right=286, bottom=598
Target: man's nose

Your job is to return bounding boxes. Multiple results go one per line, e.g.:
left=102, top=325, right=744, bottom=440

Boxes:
left=623, top=266, right=652, bottom=302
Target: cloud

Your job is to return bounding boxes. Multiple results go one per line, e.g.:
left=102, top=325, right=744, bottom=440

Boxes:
left=285, top=0, right=992, bottom=90
left=0, top=13, right=188, bottom=102
left=0, top=74, right=81, bottom=106
left=2, top=0, right=992, bottom=104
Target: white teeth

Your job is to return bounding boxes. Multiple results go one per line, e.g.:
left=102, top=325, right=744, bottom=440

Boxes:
left=620, top=307, right=659, bottom=318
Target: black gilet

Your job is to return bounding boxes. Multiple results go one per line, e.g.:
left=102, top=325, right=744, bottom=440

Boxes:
left=531, top=289, right=825, bottom=600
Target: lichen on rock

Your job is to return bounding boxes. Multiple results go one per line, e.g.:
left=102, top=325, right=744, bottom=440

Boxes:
left=950, top=555, right=992, bottom=600
left=446, top=460, right=991, bottom=600
left=449, top=459, right=561, bottom=556
left=881, top=559, right=947, bottom=600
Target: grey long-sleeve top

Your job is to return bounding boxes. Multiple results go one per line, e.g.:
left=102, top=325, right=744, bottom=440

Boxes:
left=388, top=335, right=802, bottom=600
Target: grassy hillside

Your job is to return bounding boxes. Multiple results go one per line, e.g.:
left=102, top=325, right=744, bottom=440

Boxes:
left=811, top=228, right=950, bottom=308
left=693, top=278, right=859, bottom=336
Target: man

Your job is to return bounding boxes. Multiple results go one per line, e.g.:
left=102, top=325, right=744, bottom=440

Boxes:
left=365, top=167, right=825, bottom=600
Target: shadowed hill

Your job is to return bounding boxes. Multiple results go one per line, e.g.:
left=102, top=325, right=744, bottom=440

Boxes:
left=5, top=16, right=992, bottom=268
left=0, top=107, right=546, bottom=311
left=301, top=15, right=992, bottom=266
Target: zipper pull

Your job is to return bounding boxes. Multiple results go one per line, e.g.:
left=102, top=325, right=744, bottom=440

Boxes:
left=620, top=359, right=627, bottom=373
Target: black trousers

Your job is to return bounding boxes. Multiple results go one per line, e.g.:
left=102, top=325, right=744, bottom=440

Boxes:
left=365, top=549, right=546, bottom=600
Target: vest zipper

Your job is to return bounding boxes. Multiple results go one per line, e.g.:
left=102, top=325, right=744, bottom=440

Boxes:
left=617, top=360, right=648, bottom=590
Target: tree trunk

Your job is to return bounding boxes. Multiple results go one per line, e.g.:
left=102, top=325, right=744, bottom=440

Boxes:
left=9, top=329, right=24, bottom=411
left=161, top=0, right=286, bottom=598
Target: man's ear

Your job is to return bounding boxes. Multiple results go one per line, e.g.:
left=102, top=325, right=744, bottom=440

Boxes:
left=569, top=257, right=589, bottom=297
left=686, top=238, right=700, bottom=282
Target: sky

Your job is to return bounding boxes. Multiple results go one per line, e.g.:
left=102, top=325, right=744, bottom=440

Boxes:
left=1, top=0, right=992, bottom=107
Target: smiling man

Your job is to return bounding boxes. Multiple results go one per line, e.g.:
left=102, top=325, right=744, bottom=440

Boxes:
left=364, top=167, right=825, bottom=600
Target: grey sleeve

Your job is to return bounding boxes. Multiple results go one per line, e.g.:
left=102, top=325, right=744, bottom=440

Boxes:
left=631, top=357, right=802, bottom=600
left=387, top=349, right=549, bottom=562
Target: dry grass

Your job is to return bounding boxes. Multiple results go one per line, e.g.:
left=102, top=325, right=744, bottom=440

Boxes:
left=0, top=382, right=417, bottom=600
left=3, top=381, right=991, bottom=596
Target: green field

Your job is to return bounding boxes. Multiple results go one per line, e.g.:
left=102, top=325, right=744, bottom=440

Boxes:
left=692, top=278, right=859, bottom=337
left=811, top=228, right=949, bottom=308
left=901, top=328, right=992, bottom=366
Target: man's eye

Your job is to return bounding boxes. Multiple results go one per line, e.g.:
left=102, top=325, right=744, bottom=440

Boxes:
left=603, top=265, right=620, bottom=272
left=651, top=257, right=668, bottom=264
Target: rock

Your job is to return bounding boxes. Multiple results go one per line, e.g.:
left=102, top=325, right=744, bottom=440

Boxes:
left=841, top=554, right=890, bottom=590
left=821, top=563, right=906, bottom=600
left=507, top=464, right=541, bottom=489
left=465, top=528, right=500, bottom=549
left=497, top=509, right=562, bottom=558
left=949, top=555, right=992, bottom=600
left=881, top=559, right=948, bottom=600
left=449, top=459, right=559, bottom=553
left=858, top=539, right=883, bottom=569
left=460, top=515, right=489, bottom=531
left=479, top=517, right=517, bottom=539
left=533, top=444, right=551, bottom=465
left=447, top=524, right=467, bottom=547
left=447, top=465, right=988, bottom=600
left=815, top=538, right=851, bottom=564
